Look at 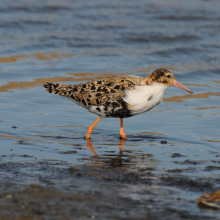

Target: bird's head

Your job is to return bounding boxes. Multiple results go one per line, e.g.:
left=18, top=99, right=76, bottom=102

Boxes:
left=147, top=69, right=193, bottom=94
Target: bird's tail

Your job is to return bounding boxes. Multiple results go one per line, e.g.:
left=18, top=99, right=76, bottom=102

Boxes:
left=43, top=82, right=76, bottom=97
left=44, top=83, right=60, bottom=94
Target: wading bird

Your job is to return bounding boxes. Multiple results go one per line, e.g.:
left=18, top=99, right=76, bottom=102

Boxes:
left=44, top=69, right=193, bottom=139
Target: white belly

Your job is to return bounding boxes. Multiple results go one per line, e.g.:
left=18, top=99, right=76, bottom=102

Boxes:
left=123, top=83, right=167, bottom=115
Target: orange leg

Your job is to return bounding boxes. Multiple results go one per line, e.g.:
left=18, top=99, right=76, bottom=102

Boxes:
left=120, top=118, right=127, bottom=139
left=86, top=116, right=102, bottom=139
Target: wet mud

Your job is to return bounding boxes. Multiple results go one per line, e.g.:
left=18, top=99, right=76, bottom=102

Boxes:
left=0, top=144, right=220, bottom=220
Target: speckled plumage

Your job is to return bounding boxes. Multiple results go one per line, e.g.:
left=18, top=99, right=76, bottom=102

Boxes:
left=44, top=69, right=193, bottom=139
left=44, top=75, right=144, bottom=118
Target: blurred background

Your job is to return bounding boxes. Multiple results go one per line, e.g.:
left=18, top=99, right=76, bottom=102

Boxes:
left=0, top=0, right=220, bottom=219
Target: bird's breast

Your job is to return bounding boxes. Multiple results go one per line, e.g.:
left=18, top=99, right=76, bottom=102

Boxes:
left=123, top=83, right=167, bottom=115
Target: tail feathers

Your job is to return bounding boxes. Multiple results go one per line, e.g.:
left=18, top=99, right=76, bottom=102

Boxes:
left=43, top=82, right=76, bottom=97
left=44, top=83, right=61, bottom=94
left=44, top=82, right=58, bottom=89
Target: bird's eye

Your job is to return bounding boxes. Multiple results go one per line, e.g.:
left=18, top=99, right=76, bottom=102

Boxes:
left=167, top=75, right=171, bottom=79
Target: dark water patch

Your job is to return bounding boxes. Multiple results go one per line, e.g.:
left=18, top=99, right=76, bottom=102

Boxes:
left=167, top=169, right=183, bottom=173
left=170, top=167, right=197, bottom=173
left=103, top=150, right=116, bottom=153
left=187, top=69, right=220, bottom=79
left=40, top=135, right=67, bottom=139
left=0, top=154, right=32, bottom=160
left=204, top=166, right=220, bottom=171
left=19, top=20, right=51, bottom=25
left=129, top=133, right=201, bottom=147
left=212, top=160, right=220, bottom=163
left=19, top=154, right=34, bottom=158
left=176, top=69, right=211, bottom=80
left=59, top=150, right=78, bottom=154
left=8, top=5, right=72, bottom=13
left=171, top=153, right=186, bottom=158
left=174, top=160, right=200, bottom=165
left=0, top=21, right=21, bottom=29
left=67, top=41, right=116, bottom=49
left=91, top=24, right=126, bottom=31
left=102, top=154, right=129, bottom=157
left=209, top=68, right=220, bottom=75
left=40, top=135, right=83, bottom=140
left=18, top=140, right=30, bottom=145
left=75, top=146, right=84, bottom=149
left=72, top=144, right=83, bottom=146
left=155, top=15, right=216, bottom=21
left=155, top=46, right=202, bottom=58
left=123, top=34, right=201, bottom=44
left=200, top=54, right=220, bottom=64
left=122, top=149, right=134, bottom=153
left=129, top=134, right=158, bottom=140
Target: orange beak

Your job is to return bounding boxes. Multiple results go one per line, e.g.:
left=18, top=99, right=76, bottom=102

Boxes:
left=173, top=80, right=193, bottom=94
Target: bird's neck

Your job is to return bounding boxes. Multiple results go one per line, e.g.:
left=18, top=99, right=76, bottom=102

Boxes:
left=141, top=76, right=153, bottom=85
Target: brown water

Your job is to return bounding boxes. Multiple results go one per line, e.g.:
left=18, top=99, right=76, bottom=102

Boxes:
left=0, top=0, right=220, bottom=219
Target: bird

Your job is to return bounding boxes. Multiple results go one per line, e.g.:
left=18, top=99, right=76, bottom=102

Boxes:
left=44, top=69, right=193, bottom=139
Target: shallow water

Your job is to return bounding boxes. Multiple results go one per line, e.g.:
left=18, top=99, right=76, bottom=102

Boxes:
left=0, top=0, right=220, bottom=219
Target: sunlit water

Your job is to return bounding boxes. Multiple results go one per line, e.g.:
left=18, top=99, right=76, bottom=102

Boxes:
left=0, top=0, right=220, bottom=219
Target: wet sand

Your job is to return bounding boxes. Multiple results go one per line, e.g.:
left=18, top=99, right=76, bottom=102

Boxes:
left=1, top=0, right=220, bottom=219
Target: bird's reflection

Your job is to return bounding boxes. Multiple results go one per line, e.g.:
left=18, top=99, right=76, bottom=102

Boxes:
left=86, top=138, right=127, bottom=168
left=85, top=138, right=157, bottom=170
left=86, top=138, right=126, bottom=156
left=119, top=138, right=125, bottom=154
left=86, top=139, right=97, bottom=155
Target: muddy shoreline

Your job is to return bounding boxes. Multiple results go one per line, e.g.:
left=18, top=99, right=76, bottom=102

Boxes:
left=0, top=149, right=219, bottom=220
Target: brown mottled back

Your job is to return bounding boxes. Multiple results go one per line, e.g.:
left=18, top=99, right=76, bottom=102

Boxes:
left=44, top=75, right=143, bottom=108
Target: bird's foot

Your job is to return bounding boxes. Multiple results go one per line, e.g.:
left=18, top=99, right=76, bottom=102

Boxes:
left=86, top=128, right=93, bottom=139
left=120, top=131, right=127, bottom=139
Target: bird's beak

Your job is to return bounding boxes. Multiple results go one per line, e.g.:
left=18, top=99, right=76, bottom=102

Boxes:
left=173, top=80, right=193, bottom=94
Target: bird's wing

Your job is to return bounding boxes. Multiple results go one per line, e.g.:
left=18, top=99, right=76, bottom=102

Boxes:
left=44, top=75, right=143, bottom=107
